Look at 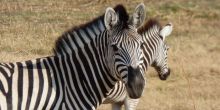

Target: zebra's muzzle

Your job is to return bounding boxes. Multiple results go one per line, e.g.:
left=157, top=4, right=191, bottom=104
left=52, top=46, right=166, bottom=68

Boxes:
left=126, top=66, right=145, bottom=99
left=159, top=68, right=170, bottom=80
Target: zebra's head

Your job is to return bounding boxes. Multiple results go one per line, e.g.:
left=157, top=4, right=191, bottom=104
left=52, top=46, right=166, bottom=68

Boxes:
left=104, top=4, right=146, bottom=99
left=152, top=23, right=173, bottom=80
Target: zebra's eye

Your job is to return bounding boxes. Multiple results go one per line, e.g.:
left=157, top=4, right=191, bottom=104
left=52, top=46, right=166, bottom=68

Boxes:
left=111, top=44, right=119, bottom=51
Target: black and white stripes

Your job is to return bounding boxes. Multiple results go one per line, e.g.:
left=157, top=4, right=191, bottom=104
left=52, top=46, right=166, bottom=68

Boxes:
left=0, top=4, right=146, bottom=110
left=104, top=19, right=173, bottom=110
left=0, top=58, right=58, bottom=110
left=0, top=53, right=115, bottom=109
left=139, top=19, right=172, bottom=80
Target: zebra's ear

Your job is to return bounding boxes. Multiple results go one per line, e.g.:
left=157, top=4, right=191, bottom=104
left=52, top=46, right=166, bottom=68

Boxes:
left=104, top=7, right=119, bottom=30
left=130, top=3, right=146, bottom=28
left=159, top=23, right=173, bottom=41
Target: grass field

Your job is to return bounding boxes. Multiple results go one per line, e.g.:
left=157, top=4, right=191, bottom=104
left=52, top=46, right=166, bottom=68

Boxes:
left=0, top=0, right=220, bottom=110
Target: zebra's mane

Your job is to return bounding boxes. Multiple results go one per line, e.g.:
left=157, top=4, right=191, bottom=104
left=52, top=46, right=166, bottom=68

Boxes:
left=138, top=18, right=162, bottom=34
left=54, top=4, right=129, bottom=54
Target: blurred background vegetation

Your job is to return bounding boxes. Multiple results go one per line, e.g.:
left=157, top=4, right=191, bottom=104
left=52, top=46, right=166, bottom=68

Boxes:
left=0, top=0, right=219, bottom=109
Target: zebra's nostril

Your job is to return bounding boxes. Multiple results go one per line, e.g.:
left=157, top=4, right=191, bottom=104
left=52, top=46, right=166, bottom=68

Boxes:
left=159, top=68, right=170, bottom=80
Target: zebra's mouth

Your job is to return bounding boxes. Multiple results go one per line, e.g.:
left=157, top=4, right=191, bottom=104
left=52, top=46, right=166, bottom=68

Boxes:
left=126, top=66, right=145, bottom=99
left=159, top=68, right=170, bottom=80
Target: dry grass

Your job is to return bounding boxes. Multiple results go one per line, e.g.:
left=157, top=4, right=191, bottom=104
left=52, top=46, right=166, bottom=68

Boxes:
left=0, top=0, right=220, bottom=110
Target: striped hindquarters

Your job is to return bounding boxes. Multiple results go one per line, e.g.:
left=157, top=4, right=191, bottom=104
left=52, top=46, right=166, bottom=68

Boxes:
left=0, top=58, right=57, bottom=110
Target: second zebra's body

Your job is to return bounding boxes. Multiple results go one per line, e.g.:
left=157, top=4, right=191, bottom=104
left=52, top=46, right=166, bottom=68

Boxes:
left=0, top=4, right=146, bottom=110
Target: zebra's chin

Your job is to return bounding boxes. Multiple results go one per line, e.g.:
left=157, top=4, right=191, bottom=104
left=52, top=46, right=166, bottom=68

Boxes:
left=159, top=68, right=170, bottom=80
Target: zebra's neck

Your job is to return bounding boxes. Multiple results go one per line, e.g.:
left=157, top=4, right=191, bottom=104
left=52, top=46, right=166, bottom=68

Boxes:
left=141, top=25, right=162, bottom=72
left=51, top=15, right=121, bottom=109
left=54, top=17, right=119, bottom=84
left=54, top=18, right=105, bottom=54
left=52, top=53, right=119, bottom=107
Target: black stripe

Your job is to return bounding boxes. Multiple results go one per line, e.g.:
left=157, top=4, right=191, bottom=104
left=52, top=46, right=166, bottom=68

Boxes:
left=114, top=83, right=121, bottom=99
left=90, top=21, right=102, bottom=34
left=68, top=32, right=81, bottom=51
left=62, top=34, right=74, bottom=53
left=75, top=30, right=87, bottom=45
left=77, top=29, right=101, bottom=105
left=84, top=27, right=95, bottom=41
left=25, top=60, right=34, bottom=110
left=0, top=63, right=14, bottom=73
left=47, top=57, right=61, bottom=109
left=54, top=56, right=65, bottom=90
left=65, top=87, right=76, bottom=110
left=142, top=43, right=150, bottom=65
left=149, top=32, right=158, bottom=53
left=75, top=47, right=97, bottom=107
left=42, top=59, right=53, bottom=109
left=70, top=51, right=91, bottom=109
left=61, top=53, right=89, bottom=108
left=116, top=63, right=126, bottom=70
left=64, top=52, right=84, bottom=109
left=0, top=66, right=10, bottom=95
left=17, top=62, right=23, bottom=110
left=95, top=20, right=104, bottom=33
left=34, top=58, right=44, bottom=109
left=118, top=82, right=125, bottom=98
left=0, top=66, right=9, bottom=79
left=0, top=81, right=4, bottom=95
left=145, top=35, right=153, bottom=59
left=84, top=43, right=103, bottom=104
left=122, top=74, right=127, bottom=79
left=119, top=68, right=127, bottom=74
left=5, top=64, right=13, bottom=110
left=9, top=63, right=15, bottom=73
left=91, top=41, right=115, bottom=90
left=63, top=101, right=70, bottom=110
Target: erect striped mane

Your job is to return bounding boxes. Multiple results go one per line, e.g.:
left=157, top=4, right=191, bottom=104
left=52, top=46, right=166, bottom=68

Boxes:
left=53, top=4, right=129, bottom=54
left=138, top=18, right=162, bottom=34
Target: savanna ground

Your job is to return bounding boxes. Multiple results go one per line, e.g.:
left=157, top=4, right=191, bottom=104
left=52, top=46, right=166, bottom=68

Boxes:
left=0, top=0, right=219, bottom=110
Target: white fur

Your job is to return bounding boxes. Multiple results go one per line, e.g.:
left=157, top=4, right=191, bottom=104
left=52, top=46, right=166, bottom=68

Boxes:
left=159, top=23, right=173, bottom=41
left=104, top=7, right=118, bottom=30
left=131, top=3, right=146, bottom=28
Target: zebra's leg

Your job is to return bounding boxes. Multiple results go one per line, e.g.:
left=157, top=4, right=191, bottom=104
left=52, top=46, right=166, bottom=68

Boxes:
left=124, top=97, right=139, bottom=110
left=112, top=102, right=123, bottom=110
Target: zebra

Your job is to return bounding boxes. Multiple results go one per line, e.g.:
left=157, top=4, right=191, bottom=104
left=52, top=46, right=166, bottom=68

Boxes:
left=53, top=3, right=173, bottom=110
left=0, top=4, right=146, bottom=110
left=103, top=19, right=173, bottom=110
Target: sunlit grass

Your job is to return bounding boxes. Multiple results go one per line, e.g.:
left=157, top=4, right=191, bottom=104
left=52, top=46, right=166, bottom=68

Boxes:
left=0, top=0, right=219, bottom=109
